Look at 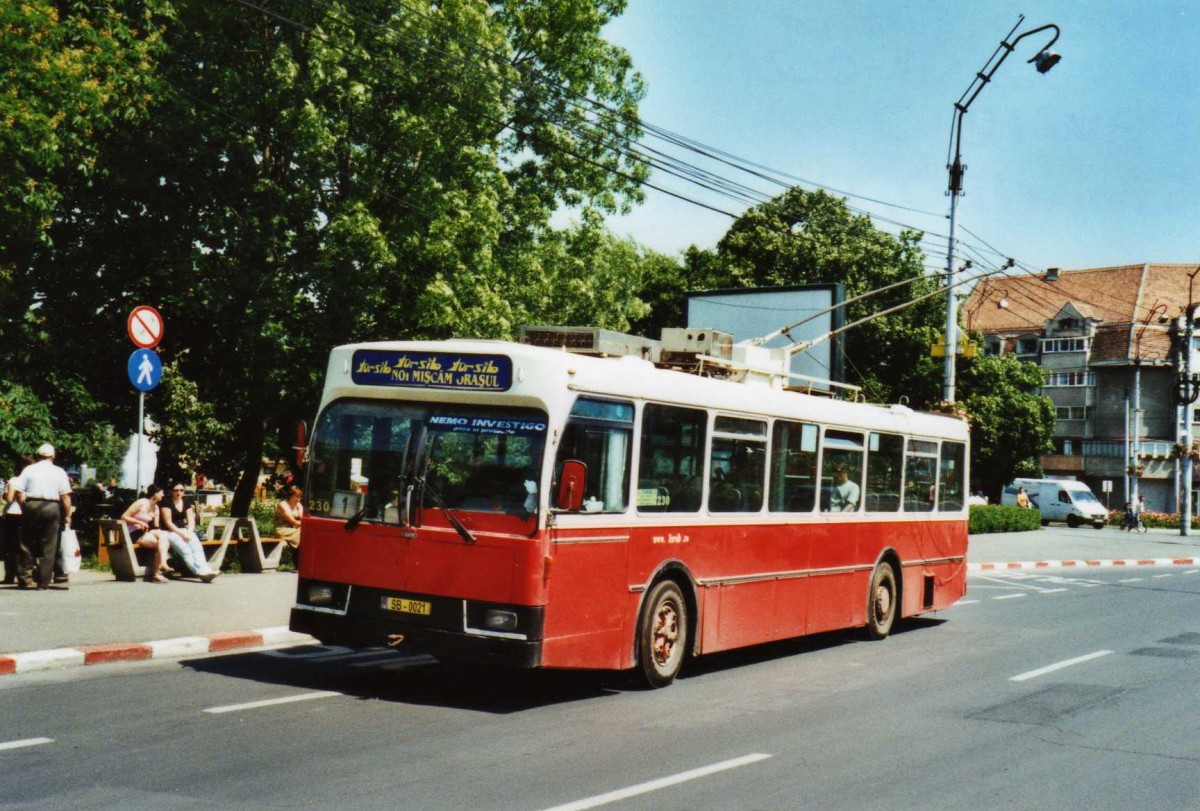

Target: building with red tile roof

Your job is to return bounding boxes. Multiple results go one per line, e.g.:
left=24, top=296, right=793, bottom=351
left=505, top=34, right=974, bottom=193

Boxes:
left=962, top=264, right=1198, bottom=514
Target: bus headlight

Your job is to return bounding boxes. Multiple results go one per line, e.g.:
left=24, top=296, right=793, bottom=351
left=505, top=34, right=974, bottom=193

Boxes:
left=307, top=585, right=334, bottom=606
left=484, top=610, right=519, bottom=632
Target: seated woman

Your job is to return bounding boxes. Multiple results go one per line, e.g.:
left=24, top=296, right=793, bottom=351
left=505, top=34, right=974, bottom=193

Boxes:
left=159, top=482, right=219, bottom=583
left=275, top=486, right=304, bottom=555
left=120, top=485, right=174, bottom=583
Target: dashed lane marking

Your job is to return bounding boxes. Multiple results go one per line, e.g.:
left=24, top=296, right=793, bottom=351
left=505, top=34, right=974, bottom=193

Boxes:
left=202, top=690, right=342, bottom=715
left=1010, top=650, right=1113, bottom=683
left=540, top=753, right=773, bottom=811
left=0, top=737, right=53, bottom=752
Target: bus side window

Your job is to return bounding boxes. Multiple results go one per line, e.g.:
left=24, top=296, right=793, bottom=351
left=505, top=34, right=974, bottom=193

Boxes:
left=820, top=429, right=865, bottom=513
left=551, top=397, right=634, bottom=513
left=938, top=441, right=965, bottom=511
left=770, top=420, right=817, bottom=512
left=866, top=432, right=904, bottom=513
left=638, top=404, right=706, bottom=513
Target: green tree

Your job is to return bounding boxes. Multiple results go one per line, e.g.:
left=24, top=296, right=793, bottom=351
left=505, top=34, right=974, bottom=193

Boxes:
left=956, top=353, right=1054, bottom=499
left=22, top=0, right=648, bottom=515
left=641, top=188, right=943, bottom=403
left=0, top=1, right=165, bottom=479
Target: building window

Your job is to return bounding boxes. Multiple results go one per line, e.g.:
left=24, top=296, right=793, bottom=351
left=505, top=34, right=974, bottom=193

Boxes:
left=1016, top=337, right=1040, bottom=355
left=1057, top=318, right=1079, bottom=331
left=1042, top=337, right=1087, bottom=353
left=1045, top=371, right=1095, bottom=387
left=984, top=337, right=1003, bottom=356
left=1054, top=406, right=1094, bottom=420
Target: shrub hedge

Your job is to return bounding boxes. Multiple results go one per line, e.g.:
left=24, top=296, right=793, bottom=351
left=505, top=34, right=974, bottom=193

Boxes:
left=969, top=504, right=1043, bottom=534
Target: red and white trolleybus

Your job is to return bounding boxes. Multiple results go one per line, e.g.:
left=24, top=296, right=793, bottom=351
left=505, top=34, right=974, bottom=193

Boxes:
left=290, top=329, right=969, bottom=686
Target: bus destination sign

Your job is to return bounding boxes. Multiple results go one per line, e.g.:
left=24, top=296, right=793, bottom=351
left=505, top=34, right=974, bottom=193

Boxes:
left=351, top=350, right=513, bottom=391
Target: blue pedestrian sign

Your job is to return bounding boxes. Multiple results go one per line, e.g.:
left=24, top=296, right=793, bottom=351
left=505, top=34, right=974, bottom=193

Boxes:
left=128, top=349, right=162, bottom=392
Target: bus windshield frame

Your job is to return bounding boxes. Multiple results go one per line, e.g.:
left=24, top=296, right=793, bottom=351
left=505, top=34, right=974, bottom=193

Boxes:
left=306, top=398, right=549, bottom=535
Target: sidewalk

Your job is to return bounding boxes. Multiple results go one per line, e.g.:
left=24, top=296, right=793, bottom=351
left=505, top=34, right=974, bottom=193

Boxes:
left=5, top=525, right=1200, bottom=676
left=0, top=568, right=311, bottom=675
left=967, top=524, right=1200, bottom=569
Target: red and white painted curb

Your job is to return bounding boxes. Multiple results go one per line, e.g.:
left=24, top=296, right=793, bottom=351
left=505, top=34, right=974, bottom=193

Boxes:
left=0, top=627, right=316, bottom=676
left=969, top=557, right=1200, bottom=572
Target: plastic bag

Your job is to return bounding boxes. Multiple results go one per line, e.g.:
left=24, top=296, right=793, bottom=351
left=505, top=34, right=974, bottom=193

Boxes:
left=59, top=527, right=82, bottom=574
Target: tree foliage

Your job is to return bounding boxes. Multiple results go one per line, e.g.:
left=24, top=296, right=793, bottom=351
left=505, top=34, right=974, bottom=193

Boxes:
left=12, top=0, right=649, bottom=513
left=641, top=188, right=943, bottom=403
left=957, top=353, right=1054, bottom=498
left=0, top=1, right=165, bottom=477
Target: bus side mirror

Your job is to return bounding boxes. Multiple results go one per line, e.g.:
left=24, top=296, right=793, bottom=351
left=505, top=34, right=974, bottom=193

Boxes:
left=556, top=460, right=587, bottom=511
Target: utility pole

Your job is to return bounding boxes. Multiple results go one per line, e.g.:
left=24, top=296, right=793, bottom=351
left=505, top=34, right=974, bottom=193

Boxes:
left=1179, top=267, right=1200, bottom=536
left=1182, top=304, right=1195, bottom=536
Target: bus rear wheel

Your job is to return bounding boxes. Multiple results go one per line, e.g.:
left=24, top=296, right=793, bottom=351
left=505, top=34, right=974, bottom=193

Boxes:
left=638, top=580, right=688, bottom=688
left=866, top=562, right=898, bottom=640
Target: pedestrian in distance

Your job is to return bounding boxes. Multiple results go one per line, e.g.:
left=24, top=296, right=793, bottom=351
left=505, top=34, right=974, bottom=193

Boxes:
left=275, top=485, right=304, bottom=564
left=1015, top=486, right=1032, bottom=509
left=1136, top=494, right=1147, bottom=532
left=12, top=444, right=73, bottom=590
left=0, top=470, right=17, bottom=584
left=120, top=485, right=175, bottom=584
left=159, top=482, right=219, bottom=582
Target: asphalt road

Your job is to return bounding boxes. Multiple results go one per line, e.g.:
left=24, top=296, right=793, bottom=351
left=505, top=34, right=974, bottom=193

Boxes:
left=5, top=565, right=1200, bottom=810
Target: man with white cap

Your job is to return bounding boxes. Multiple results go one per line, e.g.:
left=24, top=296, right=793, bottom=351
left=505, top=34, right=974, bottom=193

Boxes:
left=13, top=444, right=72, bottom=590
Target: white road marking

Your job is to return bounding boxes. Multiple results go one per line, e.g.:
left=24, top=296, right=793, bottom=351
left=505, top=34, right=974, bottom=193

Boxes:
left=540, top=753, right=773, bottom=811
left=1183, top=570, right=1199, bottom=575
left=994, top=594, right=1026, bottom=600
left=202, top=690, right=341, bottom=714
left=1040, top=588, right=1069, bottom=593
left=1153, top=573, right=1174, bottom=579
left=0, top=737, right=53, bottom=752
left=954, top=599, right=980, bottom=605
left=1010, top=650, right=1114, bottom=682
left=972, top=575, right=1056, bottom=592
left=1117, top=578, right=1144, bottom=583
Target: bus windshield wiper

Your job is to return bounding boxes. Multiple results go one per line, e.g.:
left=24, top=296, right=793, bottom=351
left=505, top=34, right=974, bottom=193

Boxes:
left=343, top=505, right=368, bottom=531
left=414, top=475, right=476, bottom=545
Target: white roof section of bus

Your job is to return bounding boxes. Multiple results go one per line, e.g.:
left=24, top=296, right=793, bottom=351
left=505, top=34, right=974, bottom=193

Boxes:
left=323, top=340, right=967, bottom=442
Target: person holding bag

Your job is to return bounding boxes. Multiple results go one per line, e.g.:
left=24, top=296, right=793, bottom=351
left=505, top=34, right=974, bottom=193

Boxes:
left=12, top=444, right=72, bottom=591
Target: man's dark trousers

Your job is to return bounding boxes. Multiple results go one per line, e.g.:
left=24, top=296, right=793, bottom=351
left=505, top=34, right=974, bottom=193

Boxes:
left=22, top=500, right=61, bottom=589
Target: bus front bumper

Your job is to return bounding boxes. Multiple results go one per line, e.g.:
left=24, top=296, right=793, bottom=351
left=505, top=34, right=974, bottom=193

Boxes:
left=289, top=579, right=544, bottom=669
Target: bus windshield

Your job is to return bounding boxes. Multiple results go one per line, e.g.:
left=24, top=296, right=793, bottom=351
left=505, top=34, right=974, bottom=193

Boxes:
left=306, top=399, right=548, bottom=529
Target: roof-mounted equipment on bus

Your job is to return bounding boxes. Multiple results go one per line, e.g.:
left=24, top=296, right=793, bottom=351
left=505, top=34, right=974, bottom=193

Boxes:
left=520, top=324, right=862, bottom=399
left=519, top=326, right=662, bottom=361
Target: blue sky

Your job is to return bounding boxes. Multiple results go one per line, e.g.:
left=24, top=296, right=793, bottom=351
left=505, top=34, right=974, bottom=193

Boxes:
left=601, top=2, right=1200, bottom=274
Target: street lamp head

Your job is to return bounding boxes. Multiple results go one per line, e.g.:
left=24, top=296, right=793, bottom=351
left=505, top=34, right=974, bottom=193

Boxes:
left=1033, top=49, right=1062, bottom=73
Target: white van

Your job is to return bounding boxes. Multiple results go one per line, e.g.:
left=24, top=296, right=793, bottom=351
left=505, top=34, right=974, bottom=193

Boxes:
left=1001, top=478, right=1107, bottom=529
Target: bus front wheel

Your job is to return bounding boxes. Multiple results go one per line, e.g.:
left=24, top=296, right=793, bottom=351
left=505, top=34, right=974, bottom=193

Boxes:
left=638, top=580, right=688, bottom=688
left=865, top=562, right=898, bottom=640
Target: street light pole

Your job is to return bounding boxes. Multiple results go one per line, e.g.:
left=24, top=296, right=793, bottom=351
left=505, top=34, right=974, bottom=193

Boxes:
left=943, top=15, right=1062, bottom=402
left=1180, top=267, right=1200, bottom=536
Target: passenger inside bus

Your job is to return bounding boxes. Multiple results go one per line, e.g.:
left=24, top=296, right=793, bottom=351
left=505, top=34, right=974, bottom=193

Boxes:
left=824, top=463, right=861, bottom=512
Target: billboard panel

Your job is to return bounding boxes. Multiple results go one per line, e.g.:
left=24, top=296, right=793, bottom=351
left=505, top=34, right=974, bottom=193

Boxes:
left=686, top=284, right=844, bottom=387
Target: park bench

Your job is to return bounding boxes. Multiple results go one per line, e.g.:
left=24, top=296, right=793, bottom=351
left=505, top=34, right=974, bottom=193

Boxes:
left=200, top=516, right=240, bottom=569
left=97, top=519, right=150, bottom=582
left=233, top=517, right=285, bottom=573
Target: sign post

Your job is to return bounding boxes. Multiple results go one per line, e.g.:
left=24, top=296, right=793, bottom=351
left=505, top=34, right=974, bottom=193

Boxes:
left=126, top=307, right=163, bottom=493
